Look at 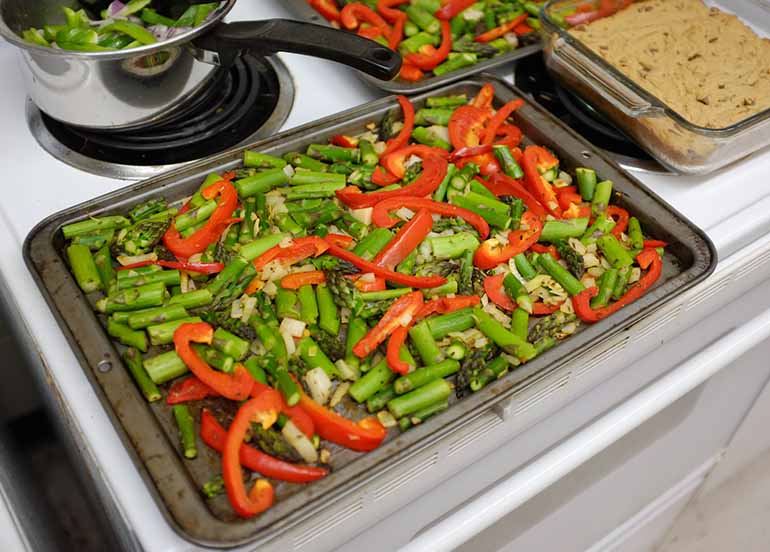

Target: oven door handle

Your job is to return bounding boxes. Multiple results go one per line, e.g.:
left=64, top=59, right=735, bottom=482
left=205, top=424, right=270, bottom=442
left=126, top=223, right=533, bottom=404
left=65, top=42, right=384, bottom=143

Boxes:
left=401, top=306, right=770, bottom=552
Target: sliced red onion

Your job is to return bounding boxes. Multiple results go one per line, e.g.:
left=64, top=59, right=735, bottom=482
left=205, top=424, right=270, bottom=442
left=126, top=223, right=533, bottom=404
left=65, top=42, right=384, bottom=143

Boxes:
left=108, top=1, right=126, bottom=17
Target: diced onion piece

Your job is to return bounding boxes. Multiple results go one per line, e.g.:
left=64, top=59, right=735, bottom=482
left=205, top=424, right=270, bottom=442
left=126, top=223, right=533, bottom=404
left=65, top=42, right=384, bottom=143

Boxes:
left=230, top=299, right=244, bottom=319
left=351, top=208, right=373, bottom=225
left=427, top=125, right=450, bottom=143
left=503, top=31, right=518, bottom=47
left=280, top=317, right=306, bottom=338
left=587, top=266, right=605, bottom=278
left=179, top=271, right=190, bottom=294
left=262, top=280, right=278, bottom=297
left=358, top=272, right=376, bottom=283
left=377, top=410, right=398, bottom=428
left=330, top=382, right=351, bottom=408
left=558, top=171, right=573, bottom=185
left=304, top=367, right=332, bottom=405
left=319, top=449, right=331, bottom=464
left=117, top=252, right=157, bottom=266
left=281, top=420, right=318, bottom=464
left=583, top=253, right=600, bottom=268
left=241, top=295, right=257, bottom=323
left=568, top=238, right=587, bottom=256
left=374, top=142, right=387, bottom=155
left=283, top=164, right=295, bottom=178
left=628, top=267, right=642, bottom=284
left=395, top=207, right=415, bottom=221
left=335, top=359, right=360, bottom=381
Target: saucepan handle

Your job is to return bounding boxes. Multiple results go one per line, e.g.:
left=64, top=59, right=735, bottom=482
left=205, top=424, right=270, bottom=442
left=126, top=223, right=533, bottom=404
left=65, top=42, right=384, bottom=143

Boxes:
left=194, top=19, right=402, bottom=81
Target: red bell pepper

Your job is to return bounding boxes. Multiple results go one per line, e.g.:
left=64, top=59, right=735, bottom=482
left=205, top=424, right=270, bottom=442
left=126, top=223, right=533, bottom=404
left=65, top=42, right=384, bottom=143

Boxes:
left=353, top=291, right=424, bottom=357
left=358, top=26, right=384, bottom=39
left=449, top=144, right=494, bottom=161
left=382, top=95, right=415, bottom=156
left=336, top=154, right=449, bottom=209
left=475, top=14, right=528, bottom=42
left=377, top=0, right=409, bottom=49
left=486, top=173, right=547, bottom=218
left=222, top=389, right=284, bottom=517
left=417, top=295, right=480, bottom=318
left=408, top=20, right=452, bottom=71
left=470, top=83, right=496, bottom=109
left=371, top=165, right=402, bottom=186
left=166, top=376, right=218, bottom=404
left=606, top=206, right=629, bottom=238
left=298, top=393, right=387, bottom=452
left=373, top=208, right=434, bottom=270
left=492, top=124, right=523, bottom=148
left=563, top=203, right=592, bottom=219
left=200, top=410, right=327, bottom=483
left=330, top=134, right=358, bottom=148
left=280, top=270, right=327, bottom=289
left=531, top=243, right=560, bottom=260
left=308, top=0, right=342, bottom=22
left=572, top=248, right=662, bottom=323
left=474, top=211, right=543, bottom=270
left=522, top=146, right=562, bottom=218
left=325, top=233, right=355, bottom=249
left=173, top=322, right=254, bottom=401
left=250, top=381, right=315, bottom=438
left=353, top=275, right=387, bottom=292
left=557, top=191, right=584, bottom=211
left=163, top=180, right=238, bottom=259
left=482, top=99, right=525, bottom=145
left=382, top=144, right=450, bottom=179
left=448, top=105, right=490, bottom=149
left=436, top=0, right=475, bottom=20
left=483, top=274, right=562, bottom=314
left=117, top=260, right=225, bottom=274
left=643, top=240, right=668, bottom=249
left=371, top=196, right=490, bottom=239
left=253, top=237, right=329, bottom=271
left=399, top=61, right=424, bottom=82
left=386, top=324, right=413, bottom=375
left=514, top=22, right=534, bottom=35
left=325, top=241, right=447, bottom=288
left=341, top=3, right=392, bottom=39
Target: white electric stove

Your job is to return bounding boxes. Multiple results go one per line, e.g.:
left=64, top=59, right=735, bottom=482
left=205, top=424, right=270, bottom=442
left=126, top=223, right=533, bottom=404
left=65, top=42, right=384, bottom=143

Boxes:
left=2, top=2, right=770, bottom=551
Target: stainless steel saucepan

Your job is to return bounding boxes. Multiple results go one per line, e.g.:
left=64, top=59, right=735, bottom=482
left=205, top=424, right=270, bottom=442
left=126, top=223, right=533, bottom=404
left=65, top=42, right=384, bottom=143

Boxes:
left=0, top=0, right=402, bottom=129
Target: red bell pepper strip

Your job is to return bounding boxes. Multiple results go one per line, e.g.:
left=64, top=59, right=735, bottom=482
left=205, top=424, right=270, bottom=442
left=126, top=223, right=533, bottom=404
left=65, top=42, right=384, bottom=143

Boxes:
left=382, top=144, right=450, bottom=179
left=166, top=376, right=218, bottom=405
left=408, top=20, right=452, bottom=71
left=572, top=248, right=663, bottom=323
left=253, top=237, right=329, bottom=271
left=353, top=291, right=424, bottom=357
left=514, top=22, right=534, bottom=35
left=386, top=325, right=412, bottom=375
left=336, top=154, right=449, bottom=209
left=483, top=274, right=561, bottom=314
left=371, top=165, right=402, bottom=186
left=308, top=0, right=342, bottom=22
left=377, top=0, right=408, bottom=49
left=643, top=240, right=668, bottom=249
left=373, top=208, right=434, bottom=270
left=280, top=270, right=327, bottom=289
left=250, top=381, right=315, bottom=438
left=330, top=134, right=358, bottom=148
left=298, top=393, right=387, bottom=452
left=353, top=275, right=387, bottom=292
left=325, top=233, right=355, bottom=248
left=470, top=83, right=496, bottom=109
left=358, top=26, right=384, bottom=39
left=492, top=124, right=523, bottom=148
left=399, top=61, right=424, bottom=82
left=436, top=0, right=475, bottom=20
left=325, top=241, right=447, bottom=288
left=606, top=206, right=629, bottom=238
left=200, top=410, right=327, bottom=483
left=341, top=3, right=392, bottom=39
left=449, top=105, right=490, bottom=149
left=417, top=295, right=480, bottom=318
left=555, top=185, right=578, bottom=195
left=382, top=95, right=415, bottom=156
left=475, top=14, right=528, bottom=42
left=222, top=390, right=283, bottom=518
left=563, top=203, right=592, bottom=219
left=163, top=180, right=238, bottom=259
left=449, top=144, right=494, bottom=161
left=486, top=173, right=547, bottom=218
left=557, top=192, right=584, bottom=211
left=173, top=322, right=254, bottom=401
left=522, top=146, right=562, bottom=218
left=117, top=260, right=225, bottom=274
left=531, top=243, right=560, bottom=260
left=371, top=196, right=490, bottom=239
left=474, top=211, right=543, bottom=270
left=482, top=99, right=525, bottom=145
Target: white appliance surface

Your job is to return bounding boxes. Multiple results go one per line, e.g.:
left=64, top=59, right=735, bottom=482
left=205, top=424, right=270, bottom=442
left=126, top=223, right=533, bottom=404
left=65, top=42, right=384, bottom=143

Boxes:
left=1, top=2, right=770, bottom=551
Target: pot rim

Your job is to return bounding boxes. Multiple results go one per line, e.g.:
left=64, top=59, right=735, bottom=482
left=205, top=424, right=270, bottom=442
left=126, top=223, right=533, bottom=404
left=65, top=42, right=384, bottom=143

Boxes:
left=0, top=0, right=236, bottom=60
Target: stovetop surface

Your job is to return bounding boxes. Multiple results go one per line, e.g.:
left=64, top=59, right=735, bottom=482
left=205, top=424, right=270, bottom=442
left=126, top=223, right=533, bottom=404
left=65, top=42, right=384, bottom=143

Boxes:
left=1, top=2, right=770, bottom=552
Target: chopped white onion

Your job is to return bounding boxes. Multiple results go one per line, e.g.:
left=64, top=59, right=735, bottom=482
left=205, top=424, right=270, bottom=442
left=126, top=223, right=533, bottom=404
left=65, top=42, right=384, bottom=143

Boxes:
left=330, top=382, right=351, bottom=408
left=427, top=125, right=450, bottom=142
left=568, top=237, right=587, bottom=256
left=230, top=299, right=243, bottom=320
left=351, top=207, right=373, bottom=225
left=377, top=410, right=398, bottom=428
left=395, top=207, right=415, bottom=221
left=304, top=367, right=332, bottom=405
left=241, top=295, right=257, bottom=323
left=283, top=164, right=295, bottom=178
left=262, top=280, right=277, bottom=297
left=117, top=252, right=156, bottom=266
left=335, top=359, right=360, bottom=381
left=629, top=267, right=642, bottom=284
left=282, top=421, right=318, bottom=464
left=503, top=31, right=519, bottom=48
left=358, top=272, right=376, bottom=283
left=280, top=317, right=306, bottom=339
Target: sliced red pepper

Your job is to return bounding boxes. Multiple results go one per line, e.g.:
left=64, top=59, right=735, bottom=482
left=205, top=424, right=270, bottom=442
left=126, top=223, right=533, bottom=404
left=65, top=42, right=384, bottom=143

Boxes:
left=514, top=22, right=534, bottom=35
left=636, top=248, right=658, bottom=270
left=474, top=211, right=543, bottom=270
left=382, top=144, right=450, bottom=179
left=280, top=270, right=326, bottom=289
left=522, top=146, right=562, bottom=218
left=482, top=99, right=525, bottom=145
left=449, top=144, right=494, bottom=161
left=417, top=295, right=481, bottom=318
left=371, top=165, right=402, bottom=186
left=643, top=240, right=668, bottom=249
left=449, top=105, right=490, bottom=149
left=493, top=124, right=523, bottom=148
left=557, top=192, right=584, bottom=211
left=253, top=237, right=329, bottom=271
left=572, top=248, right=662, bottom=323
left=336, top=154, right=449, bottom=209
left=358, top=25, right=383, bottom=39
left=353, top=291, right=424, bottom=357
left=371, top=196, right=490, bottom=239
left=200, top=410, right=327, bottom=483
left=555, top=185, right=578, bottom=196
left=325, top=241, right=446, bottom=288
left=308, top=0, right=342, bottom=22
left=117, top=260, right=225, bottom=274
left=483, top=274, right=562, bottom=314
left=353, top=275, right=387, bottom=292
left=373, top=208, right=434, bottom=270
left=383, top=95, right=415, bottom=156
left=531, top=243, right=560, bottom=260
left=436, top=0, right=476, bottom=20
left=377, top=0, right=409, bottom=49
left=387, top=324, right=414, bottom=375
left=173, top=322, right=254, bottom=401
left=563, top=203, right=592, bottom=219
left=341, top=3, right=392, bottom=39
left=222, top=389, right=283, bottom=517
left=298, top=393, right=387, bottom=452
left=470, top=83, right=496, bottom=110
left=408, top=20, right=451, bottom=71
left=486, top=173, right=547, bottom=218
left=475, top=14, right=528, bottom=42
left=399, top=61, right=424, bottom=82
left=330, top=134, right=358, bottom=148
left=606, top=206, right=629, bottom=238
left=325, top=233, right=355, bottom=248
left=251, top=381, right=315, bottom=438
left=163, top=180, right=238, bottom=259
left=166, top=376, right=218, bottom=405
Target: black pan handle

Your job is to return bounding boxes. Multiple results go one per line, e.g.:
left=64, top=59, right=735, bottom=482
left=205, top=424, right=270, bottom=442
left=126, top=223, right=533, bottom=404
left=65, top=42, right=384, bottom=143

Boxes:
left=194, top=19, right=402, bottom=81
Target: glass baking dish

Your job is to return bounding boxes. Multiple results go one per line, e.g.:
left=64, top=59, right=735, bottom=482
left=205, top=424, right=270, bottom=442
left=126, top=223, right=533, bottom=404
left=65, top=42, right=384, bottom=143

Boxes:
left=539, top=0, right=770, bottom=175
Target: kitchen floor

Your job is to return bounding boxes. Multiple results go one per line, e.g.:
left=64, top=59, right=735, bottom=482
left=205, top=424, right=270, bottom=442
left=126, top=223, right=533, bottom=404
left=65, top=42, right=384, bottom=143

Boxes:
left=658, top=446, right=770, bottom=552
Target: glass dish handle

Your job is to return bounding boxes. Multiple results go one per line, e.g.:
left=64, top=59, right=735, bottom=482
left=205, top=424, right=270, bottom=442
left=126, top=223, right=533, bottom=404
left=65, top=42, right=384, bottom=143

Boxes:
left=551, top=37, right=662, bottom=118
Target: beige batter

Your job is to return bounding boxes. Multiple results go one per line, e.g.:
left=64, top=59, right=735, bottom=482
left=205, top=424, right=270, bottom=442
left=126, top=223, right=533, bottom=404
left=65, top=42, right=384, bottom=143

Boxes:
left=569, top=0, right=770, bottom=128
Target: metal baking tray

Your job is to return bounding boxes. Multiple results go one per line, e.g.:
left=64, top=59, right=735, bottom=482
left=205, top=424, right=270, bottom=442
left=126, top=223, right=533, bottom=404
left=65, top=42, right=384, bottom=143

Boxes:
left=24, top=76, right=716, bottom=548
left=284, top=0, right=543, bottom=94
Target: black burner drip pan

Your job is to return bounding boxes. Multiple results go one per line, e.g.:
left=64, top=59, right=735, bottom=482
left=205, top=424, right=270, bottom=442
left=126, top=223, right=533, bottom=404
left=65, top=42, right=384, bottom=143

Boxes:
left=41, top=55, right=283, bottom=166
